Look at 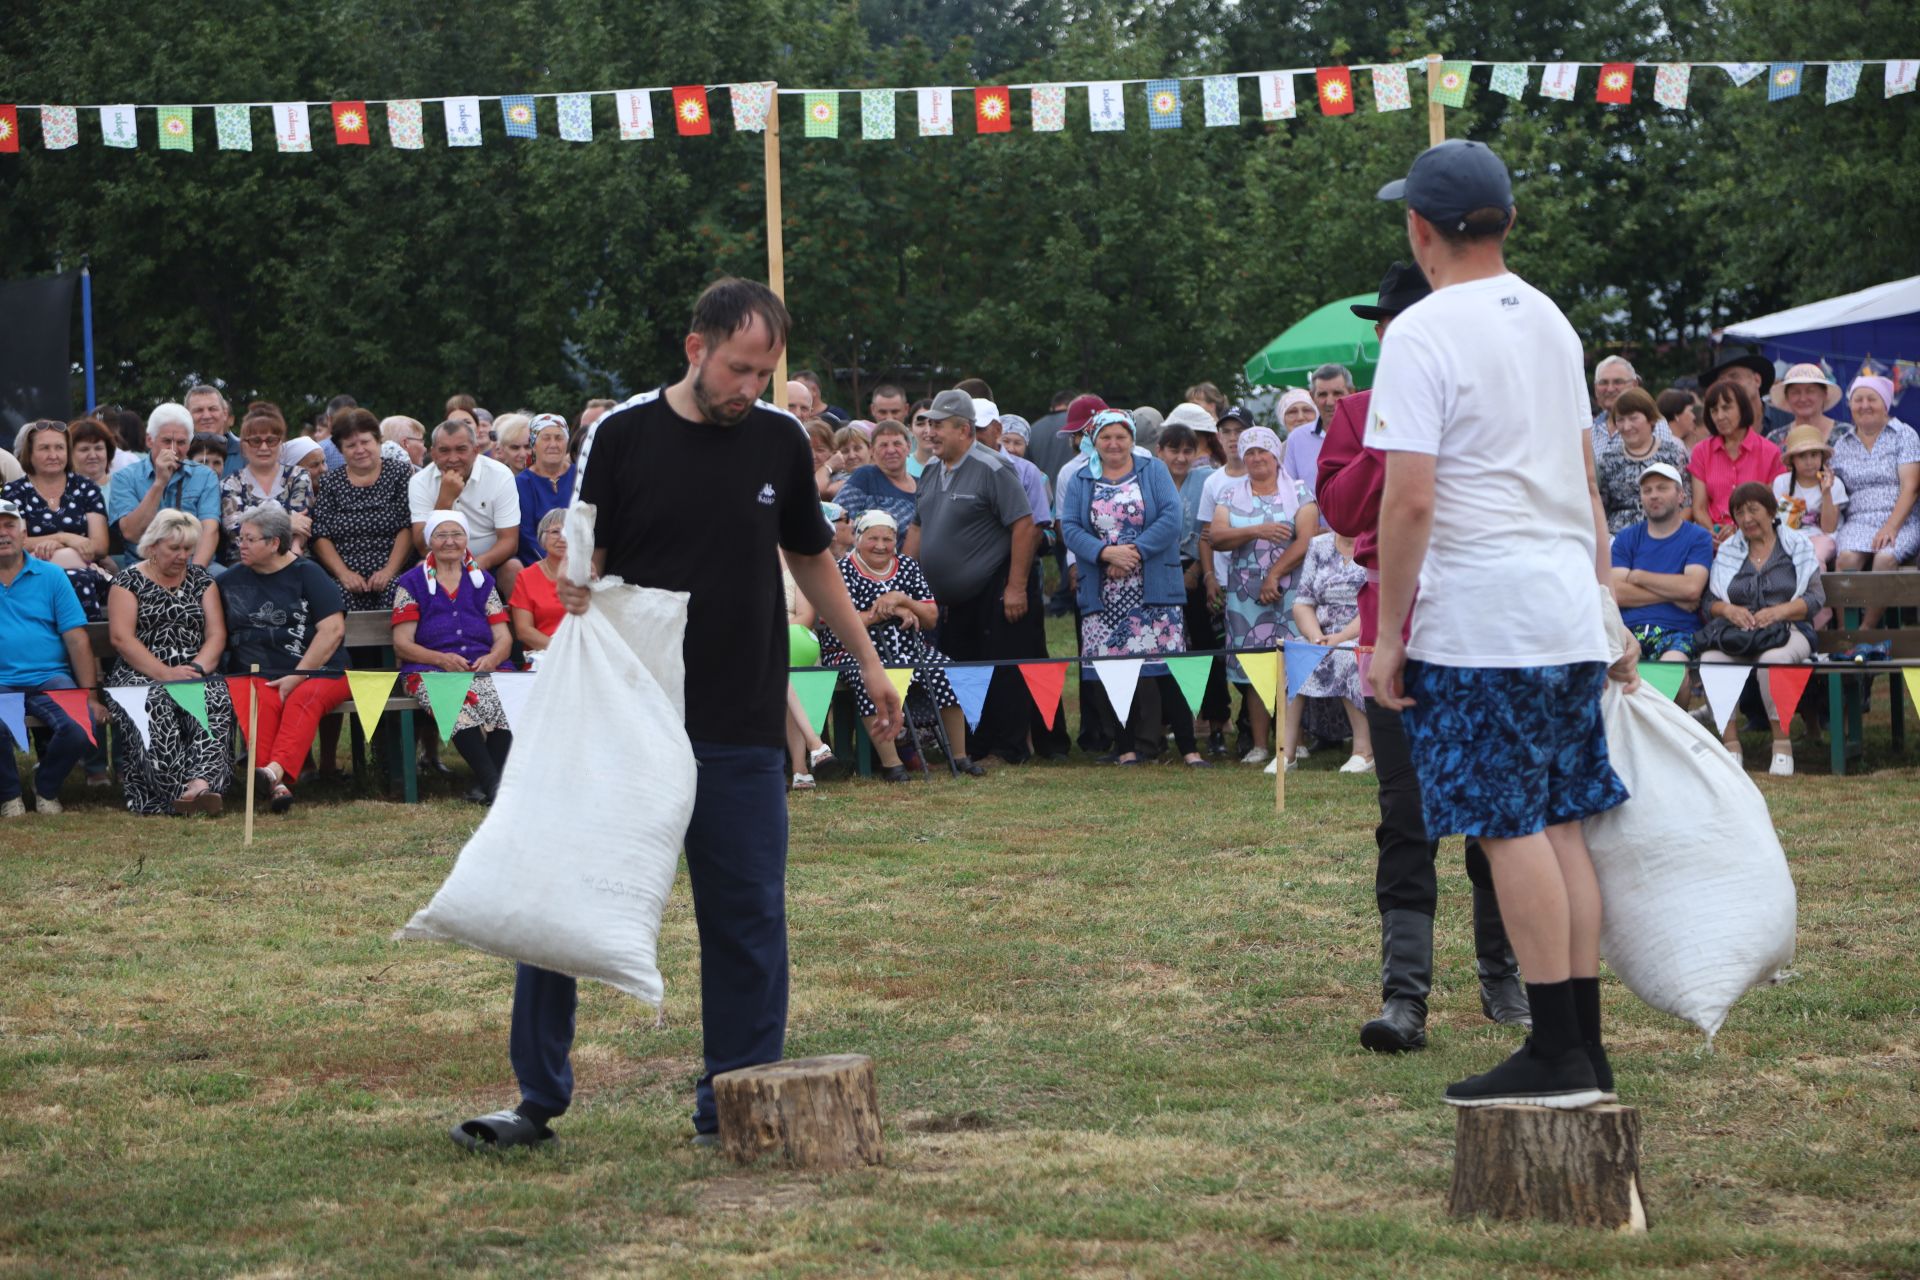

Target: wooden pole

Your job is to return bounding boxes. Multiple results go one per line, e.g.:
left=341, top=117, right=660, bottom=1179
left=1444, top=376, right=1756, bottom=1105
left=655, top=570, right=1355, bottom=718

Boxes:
left=243, top=665, right=259, bottom=845
left=763, top=82, right=789, bottom=410
left=1427, top=54, right=1446, bottom=147
left=1273, top=654, right=1286, bottom=813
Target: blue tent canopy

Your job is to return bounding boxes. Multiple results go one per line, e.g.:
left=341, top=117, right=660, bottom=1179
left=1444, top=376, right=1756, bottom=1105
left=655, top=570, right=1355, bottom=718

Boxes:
left=1726, top=275, right=1919, bottom=422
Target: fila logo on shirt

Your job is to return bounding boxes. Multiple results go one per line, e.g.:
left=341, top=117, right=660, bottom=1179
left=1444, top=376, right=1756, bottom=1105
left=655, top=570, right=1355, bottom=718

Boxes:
left=758, top=483, right=777, bottom=506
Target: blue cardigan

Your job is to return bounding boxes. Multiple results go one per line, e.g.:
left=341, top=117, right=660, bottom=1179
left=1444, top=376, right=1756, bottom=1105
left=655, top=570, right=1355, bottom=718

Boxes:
left=1059, top=455, right=1187, bottom=614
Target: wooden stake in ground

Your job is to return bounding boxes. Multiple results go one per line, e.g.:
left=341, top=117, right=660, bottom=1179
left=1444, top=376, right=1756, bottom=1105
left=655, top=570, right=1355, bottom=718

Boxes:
left=242, top=664, right=260, bottom=846
left=1273, top=685, right=1286, bottom=814
left=763, top=83, right=789, bottom=408
left=713, top=1054, right=884, bottom=1170
left=1427, top=53, right=1446, bottom=147
left=1449, top=1104, right=1648, bottom=1232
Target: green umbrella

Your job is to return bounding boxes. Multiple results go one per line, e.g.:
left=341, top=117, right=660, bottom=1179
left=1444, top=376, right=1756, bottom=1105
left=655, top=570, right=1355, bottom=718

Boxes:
left=1243, top=294, right=1381, bottom=390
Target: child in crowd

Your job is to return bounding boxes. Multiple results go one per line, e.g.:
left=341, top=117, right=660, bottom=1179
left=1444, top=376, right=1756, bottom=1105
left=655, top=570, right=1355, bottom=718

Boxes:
left=1772, top=425, right=1845, bottom=569
left=189, top=434, right=229, bottom=472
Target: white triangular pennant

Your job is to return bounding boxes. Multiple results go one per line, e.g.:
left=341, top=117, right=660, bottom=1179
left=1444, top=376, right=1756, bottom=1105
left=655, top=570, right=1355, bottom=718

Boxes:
left=1093, top=658, right=1145, bottom=724
left=107, top=686, right=153, bottom=750
left=490, top=671, right=538, bottom=732
left=1699, top=664, right=1753, bottom=733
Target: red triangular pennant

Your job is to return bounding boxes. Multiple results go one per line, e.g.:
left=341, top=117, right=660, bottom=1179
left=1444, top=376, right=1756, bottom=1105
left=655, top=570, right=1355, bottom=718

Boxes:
left=1767, top=666, right=1813, bottom=730
left=1018, top=662, right=1070, bottom=731
left=45, top=688, right=97, bottom=745
left=225, top=676, right=265, bottom=745
left=1316, top=67, right=1355, bottom=115
left=975, top=86, right=1011, bottom=133
left=671, top=85, right=711, bottom=135
left=332, top=100, right=370, bottom=145
left=1596, top=63, right=1635, bottom=104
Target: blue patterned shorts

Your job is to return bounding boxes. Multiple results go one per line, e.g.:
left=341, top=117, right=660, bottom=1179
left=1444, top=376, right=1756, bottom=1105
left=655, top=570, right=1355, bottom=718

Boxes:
left=1400, top=661, right=1629, bottom=840
left=1629, top=623, right=1697, bottom=661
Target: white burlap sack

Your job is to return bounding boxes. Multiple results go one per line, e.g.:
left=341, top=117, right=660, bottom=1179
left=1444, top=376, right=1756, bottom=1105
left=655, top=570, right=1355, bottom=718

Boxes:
left=395, top=504, right=696, bottom=1005
left=1584, top=598, right=1797, bottom=1039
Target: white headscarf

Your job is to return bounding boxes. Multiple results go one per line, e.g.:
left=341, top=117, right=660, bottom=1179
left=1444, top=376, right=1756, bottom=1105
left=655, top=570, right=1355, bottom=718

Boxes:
left=422, top=510, right=484, bottom=592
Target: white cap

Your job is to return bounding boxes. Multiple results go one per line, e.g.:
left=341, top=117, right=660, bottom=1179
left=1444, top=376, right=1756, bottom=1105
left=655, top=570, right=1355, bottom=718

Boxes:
left=1638, top=461, right=1685, bottom=487
left=971, top=397, right=1001, bottom=430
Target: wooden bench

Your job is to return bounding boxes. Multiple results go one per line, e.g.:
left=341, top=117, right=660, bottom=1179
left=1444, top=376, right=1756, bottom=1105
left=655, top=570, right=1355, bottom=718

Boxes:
left=1814, top=570, right=1920, bottom=775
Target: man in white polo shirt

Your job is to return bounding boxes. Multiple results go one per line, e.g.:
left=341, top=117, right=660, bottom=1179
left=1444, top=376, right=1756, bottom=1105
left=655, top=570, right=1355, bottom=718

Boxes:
left=409, top=418, right=523, bottom=603
left=1367, top=140, right=1633, bottom=1111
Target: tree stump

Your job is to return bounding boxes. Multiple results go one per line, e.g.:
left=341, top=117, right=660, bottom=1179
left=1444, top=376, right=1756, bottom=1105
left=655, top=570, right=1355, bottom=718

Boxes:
left=712, top=1054, right=884, bottom=1170
left=1448, top=1105, right=1648, bottom=1232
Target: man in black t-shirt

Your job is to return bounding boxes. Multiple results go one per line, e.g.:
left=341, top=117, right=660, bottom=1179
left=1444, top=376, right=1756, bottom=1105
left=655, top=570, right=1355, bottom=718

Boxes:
left=452, top=280, right=898, bottom=1153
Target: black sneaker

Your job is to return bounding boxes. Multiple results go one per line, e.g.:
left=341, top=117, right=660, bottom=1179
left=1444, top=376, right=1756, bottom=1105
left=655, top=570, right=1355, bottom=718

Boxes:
left=1443, top=1039, right=1605, bottom=1110
left=1207, top=730, right=1227, bottom=757
left=1586, top=1042, right=1618, bottom=1102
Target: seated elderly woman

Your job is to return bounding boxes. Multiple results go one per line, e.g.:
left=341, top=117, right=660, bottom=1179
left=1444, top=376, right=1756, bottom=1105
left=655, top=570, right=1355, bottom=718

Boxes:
left=1, top=419, right=112, bottom=617
left=1697, top=482, right=1825, bottom=778
left=817, top=510, right=985, bottom=782
left=508, top=508, right=569, bottom=654
left=391, top=511, right=515, bottom=805
left=217, top=506, right=349, bottom=814
left=105, top=509, right=235, bottom=815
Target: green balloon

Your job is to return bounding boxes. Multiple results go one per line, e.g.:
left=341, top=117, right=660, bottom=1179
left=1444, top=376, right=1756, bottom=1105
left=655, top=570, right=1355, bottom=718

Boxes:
left=789, top=623, right=821, bottom=668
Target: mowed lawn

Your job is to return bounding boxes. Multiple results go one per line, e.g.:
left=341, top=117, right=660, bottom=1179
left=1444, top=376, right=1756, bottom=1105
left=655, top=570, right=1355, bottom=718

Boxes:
left=3, top=718, right=1919, bottom=1277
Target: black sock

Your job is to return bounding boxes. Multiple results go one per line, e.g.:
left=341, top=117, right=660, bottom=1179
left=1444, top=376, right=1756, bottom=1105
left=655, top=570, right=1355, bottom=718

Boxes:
left=1525, top=980, right=1580, bottom=1057
left=515, top=1099, right=557, bottom=1128
left=1570, top=976, right=1603, bottom=1047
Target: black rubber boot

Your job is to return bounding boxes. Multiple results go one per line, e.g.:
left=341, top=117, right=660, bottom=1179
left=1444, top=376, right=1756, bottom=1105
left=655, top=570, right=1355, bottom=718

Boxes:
left=1474, top=885, right=1533, bottom=1026
left=452, top=727, right=501, bottom=804
left=1360, top=908, right=1432, bottom=1053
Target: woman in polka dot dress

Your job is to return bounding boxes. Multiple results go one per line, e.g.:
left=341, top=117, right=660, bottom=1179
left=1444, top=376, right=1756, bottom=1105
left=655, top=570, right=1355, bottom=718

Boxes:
left=1, top=421, right=111, bottom=618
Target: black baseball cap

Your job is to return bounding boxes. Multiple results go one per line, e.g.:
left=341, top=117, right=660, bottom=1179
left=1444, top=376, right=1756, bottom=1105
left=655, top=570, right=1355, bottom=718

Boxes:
left=1218, top=405, right=1255, bottom=429
left=1377, top=140, right=1514, bottom=232
left=1351, top=261, right=1432, bottom=321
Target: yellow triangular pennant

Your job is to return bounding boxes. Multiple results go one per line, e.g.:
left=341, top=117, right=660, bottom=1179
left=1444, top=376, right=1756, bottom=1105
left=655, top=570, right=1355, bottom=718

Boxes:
left=347, top=670, right=399, bottom=736
left=1236, top=650, right=1280, bottom=715
left=884, top=667, right=914, bottom=704
left=1904, top=668, right=1920, bottom=719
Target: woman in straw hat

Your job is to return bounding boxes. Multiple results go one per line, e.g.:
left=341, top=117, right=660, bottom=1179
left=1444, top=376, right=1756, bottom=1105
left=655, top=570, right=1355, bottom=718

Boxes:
left=1765, top=362, right=1843, bottom=447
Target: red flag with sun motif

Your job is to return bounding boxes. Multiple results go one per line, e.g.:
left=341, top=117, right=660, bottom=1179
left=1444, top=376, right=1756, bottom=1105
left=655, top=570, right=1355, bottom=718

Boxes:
left=1316, top=67, right=1355, bottom=115
left=1596, top=63, right=1635, bottom=104
left=0, top=104, right=19, bottom=152
left=671, top=85, right=711, bottom=136
left=332, top=101, right=370, bottom=145
left=975, top=86, right=1011, bottom=133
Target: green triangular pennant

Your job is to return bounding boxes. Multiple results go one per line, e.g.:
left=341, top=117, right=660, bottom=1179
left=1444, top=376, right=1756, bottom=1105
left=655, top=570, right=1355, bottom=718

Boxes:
left=164, top=681, right=212, bottom=735
left=1163, top=655, right=1213, bottom=716
left=1637, top=662, right=1687, bottom=702
left=790, top=670, right=840, bottom=735
left=420, top=672, right=475, bottom=739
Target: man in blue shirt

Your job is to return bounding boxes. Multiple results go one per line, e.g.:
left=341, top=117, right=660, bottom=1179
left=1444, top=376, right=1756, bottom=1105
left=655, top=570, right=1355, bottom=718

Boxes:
left=187, top=384, right=247, bottom=479
left=107, top=405, right=223, bottom=569
left=1609, top=462, right=1713, bottom=664
left=0, top=498, right=105, bottom=817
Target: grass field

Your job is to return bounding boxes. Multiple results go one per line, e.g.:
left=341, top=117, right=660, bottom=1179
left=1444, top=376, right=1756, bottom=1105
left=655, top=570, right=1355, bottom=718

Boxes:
left=5, top=694, right=1920, bottom=1278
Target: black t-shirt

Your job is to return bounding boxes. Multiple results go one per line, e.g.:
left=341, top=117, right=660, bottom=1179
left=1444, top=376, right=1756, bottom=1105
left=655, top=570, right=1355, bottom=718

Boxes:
left=217, top=556, right=347, bottom=674
left=578, top=388, right=831, bottom=747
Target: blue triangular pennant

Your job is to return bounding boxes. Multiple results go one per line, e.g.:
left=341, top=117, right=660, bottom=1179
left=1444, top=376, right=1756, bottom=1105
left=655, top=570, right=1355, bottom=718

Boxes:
left=1284, top=642, right=1331, bottom=702
left=945, top=665, right=994, bottom=732
left=0, top=692, right=26, bottom=748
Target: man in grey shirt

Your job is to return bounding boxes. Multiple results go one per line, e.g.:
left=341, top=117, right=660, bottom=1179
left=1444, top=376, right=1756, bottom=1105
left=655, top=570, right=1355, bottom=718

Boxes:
left=905, top=389, right=1045, bottom=763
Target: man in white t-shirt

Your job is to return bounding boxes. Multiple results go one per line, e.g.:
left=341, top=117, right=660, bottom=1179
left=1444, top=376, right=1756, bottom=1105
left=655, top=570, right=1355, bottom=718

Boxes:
left=409, top=418, right=524, bottom=602
left=1366, top=140, right=1634, bottom=1112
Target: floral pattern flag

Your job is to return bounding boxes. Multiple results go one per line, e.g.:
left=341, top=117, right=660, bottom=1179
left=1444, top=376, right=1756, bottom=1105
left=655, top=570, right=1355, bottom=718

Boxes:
left=1431, top=61, right=1471, bottom=108
left=557, top=94, right=592, bottom=141
left=1539, top=63, right=1580, bottom=101
left=156, top=105, right=193, bottom=151
left=1258, top=71, right=1297, bottom=120
left=501, top=95, right=537, bottom=138
left=861, top=89, right=896, bottom=139
left=387, top=100, right=424, bottom=149
left=1145, top=78, right=1183, bottom=128
left=41, top=105, right=79, bottom=150
left=730, top=82, right=771, bottom=132
left=1717, top=62, right=1765, bottom=86
left=213, top=103, right=251, bottom=150
left=1490, top=63, right=1530, bottom=98
left=1825, top=61, right=1861, bottom=104
left=1654, top=64, right=1692, bottom=109
left=803, top=91, right=839, bottom=138
left=1371, top=64, right=1411, bottom=111
left=1888, top=60, right=1919, bottom=98
left=1767, top=63, right=1803, bottom=101
left=1202, top=75, right=1240, bottom=126
left=1030, top=84, right=1066, bottom=132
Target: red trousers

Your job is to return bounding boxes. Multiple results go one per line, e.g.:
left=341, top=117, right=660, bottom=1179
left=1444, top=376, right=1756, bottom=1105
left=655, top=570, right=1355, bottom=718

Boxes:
left=252, top=676, right=352, bottom=782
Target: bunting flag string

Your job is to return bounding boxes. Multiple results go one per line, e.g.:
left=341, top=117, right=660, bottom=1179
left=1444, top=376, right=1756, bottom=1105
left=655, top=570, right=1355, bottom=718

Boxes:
left=46, top=689, right=99, bottom=746
left=1767, top=667, right=1812, bottom=730
left=1163, top=655, right=1213, bottom=716
left=790, top=670, right=841, bottom=734
left=1904, top=669, right=1920, bottom=717
left=225, top=676, right=262, bottom=746
left=164, top=681, right=212, bottom=737
left=0, top=691, right=31, bottom=747
left=945, top=666, right=994, bottom=731
left=420, top=672, right=475, bottom=739
left=1020, top=663, right=1070, bottom=730
left=347, top=670, right=398, bottom=736
left=1283, top=644, right=1332, bottom=703
left=1698, top=664, right=1752, bottom=734
left=1090, top=658, right=1145, bottom=724
left=882, top=668, right=914, bottom=706
left=1636, top=662, right=1688, bottom=702
left=1236, top=651, right=1281, bottom=716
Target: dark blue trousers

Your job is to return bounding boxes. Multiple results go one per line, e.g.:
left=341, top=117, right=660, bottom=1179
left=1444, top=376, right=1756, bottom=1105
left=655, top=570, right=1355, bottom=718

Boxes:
left=0, top=678, right=95, bottom=804
left=509, top=740, right=790, bottom=1133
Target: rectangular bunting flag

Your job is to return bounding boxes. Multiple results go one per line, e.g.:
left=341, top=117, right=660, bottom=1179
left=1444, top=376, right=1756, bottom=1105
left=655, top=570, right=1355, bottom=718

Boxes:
left=557, top=94, right=593, bottom=141
left=731, top=82, right=772, bottom=132
left=214, top=103, right=251, bottom=149
left=1371, top=64, right=1411, bottom=111
left=444, top=97, right=482, bottom=147
left=1539, top=63, right=1580, bottom=101
left=387, top=100, right=423, bottom=149
left=671, top=85, right=711, bottom=135
left=1145, top=78, right=1183, bottom=128
left=1825, top=61, right=1861, bottom=104
left=272, top=102, right=311, bottom=151
left=1202, top=75, right=1240, bottom=126
left=101, top=104, right=138, bottom=148
left=333, top=100, right=371, bottom=145
left=1889, top=60, right=1919, bottom=98
left=1316, top=67, right=1355, bottom=115
left=1597, top=63, right=1635, bottom=103
left=1718, top=62, right=1765, bottom=86
left=1258, top=71, right=1297, bottom=120
left=1087, top=81, right=1125, bottom=131
left=803, top=91, right=838, bottom=137
left=1031, top=84, right=1066, bottom=131
left=1431, top=61, right=1471, bottom=107
left=501, top=95, right=537, bottom=137
left=0, top=104, right=16, bottom=153
left=975, top=86, right=1011, bottom=133
left=917, top=87, right=953, bottom=135
left=1767, top=63, right=1803, bottom=100
left=617, top=90, right=654, bottom=140
left=157, top=105, right=193, bottom=150
left=41, top=105, right=79, bottom=150
left=1490, top=63, right=1530, bottom=98
left=861, top=89, right=895, bottom=139
left=1654, top=64, right=1692, bottom=109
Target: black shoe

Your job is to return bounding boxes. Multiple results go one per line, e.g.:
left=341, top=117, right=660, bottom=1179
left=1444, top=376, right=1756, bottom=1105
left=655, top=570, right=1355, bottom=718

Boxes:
left=1360, top=998, right=1427, bottom=1053
left=1473, top=886, right=1533, bottom=1027
left=463, top=785, right=492, bottom=805
left=1444, top=1039, right=1606, bottom=1109
left=1184, top=757, right=1213, bottom=769
left=1094, top=751, right=1124, bottom=765
left=952, top=756, right=987, bottom=777
left=1360, top=909, right=1432, bottom=1052
left=879, top=764, right=912, bottom=783
left=1586, top=1042, right=1618, bottom=1101
left=1207, top=729, right=1227, bottom=757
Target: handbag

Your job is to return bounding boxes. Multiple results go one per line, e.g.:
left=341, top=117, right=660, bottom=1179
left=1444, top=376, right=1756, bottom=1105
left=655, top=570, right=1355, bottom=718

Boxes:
left=1694, top=616, right=1792, bottom=657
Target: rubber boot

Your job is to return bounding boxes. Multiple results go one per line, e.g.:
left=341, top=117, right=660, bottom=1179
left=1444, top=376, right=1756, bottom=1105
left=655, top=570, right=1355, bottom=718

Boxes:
left=1473, top=885, right=1533, bottom=1026
left=1359, top=908, right=1432, bottom=1053
left=452, top=727, right=501, bottom=805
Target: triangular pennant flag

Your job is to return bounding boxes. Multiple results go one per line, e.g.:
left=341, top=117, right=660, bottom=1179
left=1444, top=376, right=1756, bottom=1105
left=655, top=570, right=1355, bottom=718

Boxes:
left=1654, top=64, right=1692, bottom=109
left=106, top=687, right=152, bottom=750
left=1145, top=79, right=1183, bottom=128
left=790, top=670, right=839, bottom=735
left=272, top=102, right=311, bottom=152
left=347, top=670, right=398, bottom=736
left=1164, top=655, right=1213, bottom=716
left=1284, top=643, right=1331, bottom=702
left=214, top=103, right=252, bottom=150
left=421, top=672, right=475, bottom=740
left=917, top=87, right=954, bottom=136
left=387, top=100, right=424, bottom=149
left=803, top=91, right=839, bottom=138
left=1356, top=648, right=1374, bottom=695
left=1019, top=662, right=1071, bottom=731
left=731, top=82, right=772, bottom=133
left=1826, top=61, right=1862, bottom=104
left=100, top=104, right=138, bottom=148
left=1597, top=63, right=1635, bottom=104
left=1086, top=81, right=1125, bottom=132
left=500, top=95, right=537, bottom=138
left=1539, top=63, right=1580, bottom=101
left=1237, top=651, right=1280, bottom=715
left=45, top=689, right=97, bottom=746
left=1093, top=658, right=1145, bottom=724
left=1698, top=664, right=1752, bottom=733
left=156, top=105, right=193, bottom=151
left=1202, top=75, right=1240, bottom=126
left=1904, top=669, right=1920, bottom=717
left=1767, top=63, right=1803, bottom=101
left=882, top=668, right=914, bottom=707
left=1371, top=64, right=1411, bottom=112
left=444, top=96, right=482, bottom=147
left=617, top=89, right=654, bottom=140
left=0, top=691, right=29, bottom=747
left=1767, top=666, right=1812, bottom=729
left=333, top=100, right=371, bottom=145
left=1637, top=662, right=1687, bottom=701
left=945, top=666, right=994, bottom=731
left=1030, top=84, right=1066, bottom=131
left=164, top=681, right=211, bottom=737
left=1316, top=67, right=1355, bottom=115
left=672, top=85, right=711, bottom=135
left=1489, top=63, right=1530, bottom=99
left=1887, top=60, right=1919, bottom=98
left=224, top=676, right=261, bottom=746
left=1718, top=62, right=1766, bottom=87
left=490, top=671, right=538, bottom=731
left=861, top=88, right=896, bottom=139
left=41, top=105, right=80, bottom=150
left=1258, top=71, right=1297, bottom=120
left=975, top=86, right=1012, bottom=133
left=557, top=93, right=593, bottom=141
left=1431, top=61, right=1471, bottom=108
left=0, top=105, right=15, bottom=153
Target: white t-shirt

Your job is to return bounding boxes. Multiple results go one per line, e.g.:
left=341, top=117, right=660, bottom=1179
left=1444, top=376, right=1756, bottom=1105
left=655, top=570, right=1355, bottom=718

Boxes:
left=1364, top=272, right=1607, bottom=668
left=1199, top=466, right=1242, bottom=584
left=1771, top=471, right=1848, bottom=533
left=407, top=453, right=522, bottom=556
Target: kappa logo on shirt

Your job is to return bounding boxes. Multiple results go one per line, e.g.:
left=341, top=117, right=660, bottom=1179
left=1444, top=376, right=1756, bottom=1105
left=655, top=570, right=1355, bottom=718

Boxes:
left=757, top=483, right=776, bottom=506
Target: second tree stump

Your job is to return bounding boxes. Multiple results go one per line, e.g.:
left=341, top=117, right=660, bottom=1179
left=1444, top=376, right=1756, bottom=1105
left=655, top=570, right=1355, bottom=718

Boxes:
left=712, top=1054, right=884, bottom=1170
left=1448, top=1104, right=1648, bottom=1232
